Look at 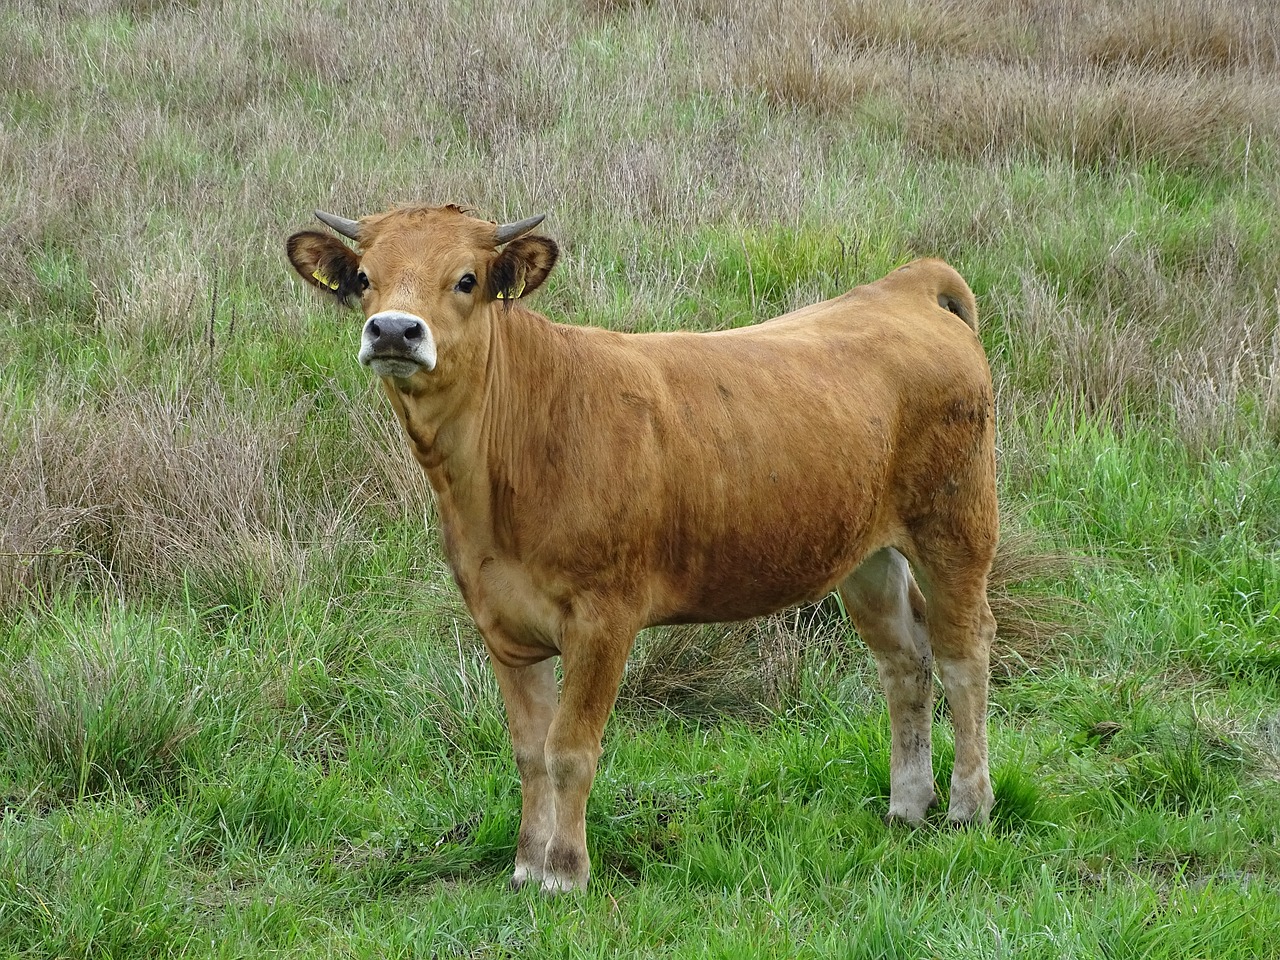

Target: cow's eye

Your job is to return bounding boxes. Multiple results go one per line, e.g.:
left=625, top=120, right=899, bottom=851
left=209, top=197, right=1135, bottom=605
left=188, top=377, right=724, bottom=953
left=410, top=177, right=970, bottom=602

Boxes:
left=357, top=270, right=370, bottom=291
left=456, top=273, right=476, bottom=294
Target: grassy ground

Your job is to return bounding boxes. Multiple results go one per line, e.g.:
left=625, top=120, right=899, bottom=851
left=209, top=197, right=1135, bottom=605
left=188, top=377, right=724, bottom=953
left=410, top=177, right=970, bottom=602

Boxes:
left=2, top=0, right=1279, bottom=956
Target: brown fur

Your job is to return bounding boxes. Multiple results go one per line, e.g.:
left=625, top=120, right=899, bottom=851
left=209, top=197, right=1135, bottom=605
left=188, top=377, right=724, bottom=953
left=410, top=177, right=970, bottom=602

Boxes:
left=286, top=204, right=999, bottom=892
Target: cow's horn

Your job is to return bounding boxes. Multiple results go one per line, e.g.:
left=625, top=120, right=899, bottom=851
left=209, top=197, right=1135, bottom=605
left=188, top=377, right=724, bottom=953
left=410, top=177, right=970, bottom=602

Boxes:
left=494, top=214, right=546, bottom=245
left=315, top=209, right=362, bottom=240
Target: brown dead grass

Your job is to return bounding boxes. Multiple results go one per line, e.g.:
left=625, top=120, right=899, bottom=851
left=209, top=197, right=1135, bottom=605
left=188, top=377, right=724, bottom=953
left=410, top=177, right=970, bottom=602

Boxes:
left=337, top=381, right=439, bottom=523
left=619, top=610, right=820, bottom=718
left=1006, top=262, right=1280, bottom=448
left=0, top=383, right=354, bottom=609
left=988, top=522, right=1095, bottom=675
left=1082, top=0, right=1280, bottom=72
left=911, top=65, right=1250, bottom=170
left=708, top=0, right=1277, bottom=169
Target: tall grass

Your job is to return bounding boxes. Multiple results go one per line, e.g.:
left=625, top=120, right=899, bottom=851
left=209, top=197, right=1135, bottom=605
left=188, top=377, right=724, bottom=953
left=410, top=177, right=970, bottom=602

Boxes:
left=0, top=604, right=202, bottom=800
left=1, top=0, right=1278, bottom=955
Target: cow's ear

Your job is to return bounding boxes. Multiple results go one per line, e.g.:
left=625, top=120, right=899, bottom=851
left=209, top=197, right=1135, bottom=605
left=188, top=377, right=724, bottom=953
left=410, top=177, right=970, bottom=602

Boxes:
left=286, top=231, right=363, bottom=306
left=488, top=236, right=559, bottom=302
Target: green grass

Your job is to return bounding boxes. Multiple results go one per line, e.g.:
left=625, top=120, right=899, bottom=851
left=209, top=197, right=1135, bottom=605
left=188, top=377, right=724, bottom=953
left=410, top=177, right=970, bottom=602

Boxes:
left=3, top=0, right=1280, bottom=955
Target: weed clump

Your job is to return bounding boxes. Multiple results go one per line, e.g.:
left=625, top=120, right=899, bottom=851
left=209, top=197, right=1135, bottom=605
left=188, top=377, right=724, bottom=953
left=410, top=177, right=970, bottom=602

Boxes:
left=0, top=384, right=362, bottom=612
left=620, top=613, right=815, bottom=718
left=0, top=610, right=208, bottom=801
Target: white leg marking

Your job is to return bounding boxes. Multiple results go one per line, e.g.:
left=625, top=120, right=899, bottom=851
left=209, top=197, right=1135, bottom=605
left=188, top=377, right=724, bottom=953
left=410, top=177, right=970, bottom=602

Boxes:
left=936, top=653, right=994, bottom=823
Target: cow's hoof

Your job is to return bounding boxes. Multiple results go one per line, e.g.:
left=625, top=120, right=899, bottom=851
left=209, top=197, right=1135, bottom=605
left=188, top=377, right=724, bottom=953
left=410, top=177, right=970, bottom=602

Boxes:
left=539, top=843, right=589, bottom=894
left=884, top=791, right=938, bottom=826
left=946, top=785, right=995, bottom=825
left=540, top=872, right=587, bottom=895
left=510, top=863, right=543, bottom=891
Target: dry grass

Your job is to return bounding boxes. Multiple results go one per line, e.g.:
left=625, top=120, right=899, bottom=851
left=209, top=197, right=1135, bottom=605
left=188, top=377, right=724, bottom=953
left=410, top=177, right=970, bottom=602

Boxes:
left=1169, top=334, right=1280, bottom=459
left=619, top=611, right=819, bottom=718
left=1006, top=264, right=1280, bottom=450
left=0, top=382, right=354, bottom=609
left=338, top=382, right=439, bottom=523
left=710, top=0, right=1277, bottom=169
left=1081, top=0, right=1280, bottom=72
left=911, top=65, right=1250, bottom=170
left=988, top=522, right=1095, bottom=675
left=2, top=0, right=1274, bottom=329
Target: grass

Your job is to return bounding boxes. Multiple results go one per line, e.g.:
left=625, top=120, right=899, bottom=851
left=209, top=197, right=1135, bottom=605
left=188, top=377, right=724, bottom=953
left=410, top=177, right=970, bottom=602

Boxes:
left=2, top=0, right=1280, bottom=956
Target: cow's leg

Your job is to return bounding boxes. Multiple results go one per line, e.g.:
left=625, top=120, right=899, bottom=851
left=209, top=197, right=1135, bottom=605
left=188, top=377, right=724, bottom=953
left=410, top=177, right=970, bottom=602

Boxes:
left=539, top=627, right=631, bottom=893
left=911, top=554, right=997, bottom=824
left=490, top=657, right=559, bottom=889
left=839, top=547, right=938, bottom=822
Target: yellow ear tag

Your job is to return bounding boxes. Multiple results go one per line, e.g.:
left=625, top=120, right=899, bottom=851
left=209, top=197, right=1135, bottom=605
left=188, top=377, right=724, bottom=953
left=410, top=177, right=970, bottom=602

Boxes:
left=496, top=266, right=526, bottom=300
left=312, top=269, right=340, bottom=291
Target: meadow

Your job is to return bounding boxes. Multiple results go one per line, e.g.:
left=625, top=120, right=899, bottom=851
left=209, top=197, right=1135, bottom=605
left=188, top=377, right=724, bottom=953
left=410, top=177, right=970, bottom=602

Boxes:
left=2, top=0, right=1279, bottom=955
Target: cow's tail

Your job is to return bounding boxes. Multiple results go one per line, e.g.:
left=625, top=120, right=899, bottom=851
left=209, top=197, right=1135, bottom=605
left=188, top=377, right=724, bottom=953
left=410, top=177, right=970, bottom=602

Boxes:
left=933, top=265, right=978, bottom=333
left=884, top=258, right=979, bottom=333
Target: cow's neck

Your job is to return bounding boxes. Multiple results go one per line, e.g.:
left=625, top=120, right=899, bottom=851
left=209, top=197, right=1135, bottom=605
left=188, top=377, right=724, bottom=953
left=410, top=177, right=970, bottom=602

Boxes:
left=479, top=305, right=565, bottom=465
left=389, top=304, right=569, bottom=553
left=380, top=377, right=471, bottom=472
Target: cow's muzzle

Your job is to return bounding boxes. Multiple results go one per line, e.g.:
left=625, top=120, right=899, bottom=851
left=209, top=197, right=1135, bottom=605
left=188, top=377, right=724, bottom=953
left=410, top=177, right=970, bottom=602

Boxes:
left=358, top=310, right=437, bottom=377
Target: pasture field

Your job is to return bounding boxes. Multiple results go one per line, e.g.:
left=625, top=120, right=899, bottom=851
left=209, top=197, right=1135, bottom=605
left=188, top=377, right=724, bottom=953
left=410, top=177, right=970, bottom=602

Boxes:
left=2, top=0, right=1280, bottom=956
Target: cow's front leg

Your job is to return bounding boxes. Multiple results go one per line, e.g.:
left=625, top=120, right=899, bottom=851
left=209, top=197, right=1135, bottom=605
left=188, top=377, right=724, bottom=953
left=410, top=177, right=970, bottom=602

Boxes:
left=539, top=627, right=632, bottom=893
left=490, top=657, right=558, bottom=889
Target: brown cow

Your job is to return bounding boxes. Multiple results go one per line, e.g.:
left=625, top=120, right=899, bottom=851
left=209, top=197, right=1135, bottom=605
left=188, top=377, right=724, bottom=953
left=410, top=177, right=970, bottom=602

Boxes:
left=286, top=204, right=998, bottom=893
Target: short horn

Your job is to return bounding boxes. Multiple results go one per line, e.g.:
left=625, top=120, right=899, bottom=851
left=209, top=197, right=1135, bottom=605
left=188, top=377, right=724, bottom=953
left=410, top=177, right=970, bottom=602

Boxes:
left=494, top=214, right=546, bottom=245
left=315, top=209, right=362, bottom=241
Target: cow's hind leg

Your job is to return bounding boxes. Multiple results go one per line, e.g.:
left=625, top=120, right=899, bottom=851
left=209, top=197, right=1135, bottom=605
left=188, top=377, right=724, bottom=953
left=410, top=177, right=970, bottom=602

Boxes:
left=910, top=543, right=997, bottom=824
left=839, top=548, right=938, bottom=822
left=490, top=658, right=558, bottom=889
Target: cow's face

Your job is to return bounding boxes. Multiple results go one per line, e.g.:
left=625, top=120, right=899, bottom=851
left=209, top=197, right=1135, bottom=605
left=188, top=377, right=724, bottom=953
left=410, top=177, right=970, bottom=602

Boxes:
left=286, top=205, right=558, bottom=387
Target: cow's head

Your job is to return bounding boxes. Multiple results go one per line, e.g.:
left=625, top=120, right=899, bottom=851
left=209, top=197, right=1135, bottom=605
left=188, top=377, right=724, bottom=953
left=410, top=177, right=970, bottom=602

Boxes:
left=286, top=204, right=558, bottom=386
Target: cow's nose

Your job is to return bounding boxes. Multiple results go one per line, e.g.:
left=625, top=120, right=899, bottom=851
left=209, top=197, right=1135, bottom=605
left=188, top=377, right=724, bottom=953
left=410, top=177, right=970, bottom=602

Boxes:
left=365, top=313, right=426, bottom=351
left=359, top=309, right=438, bottom=374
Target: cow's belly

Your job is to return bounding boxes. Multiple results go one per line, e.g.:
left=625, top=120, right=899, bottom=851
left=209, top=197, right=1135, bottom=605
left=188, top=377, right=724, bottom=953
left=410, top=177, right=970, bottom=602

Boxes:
left=466, top=543, right=859, bottom=661
left=446, top=434, right=892, bottom=659
left=645, top=500, right=883, bottom=626
left=650, top=576, right=837, bottom=626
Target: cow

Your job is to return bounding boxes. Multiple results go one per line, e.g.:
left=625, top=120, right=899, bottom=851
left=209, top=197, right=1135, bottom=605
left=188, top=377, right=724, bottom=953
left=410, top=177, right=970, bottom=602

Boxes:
left=285, top=204, right=999, bottom=893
